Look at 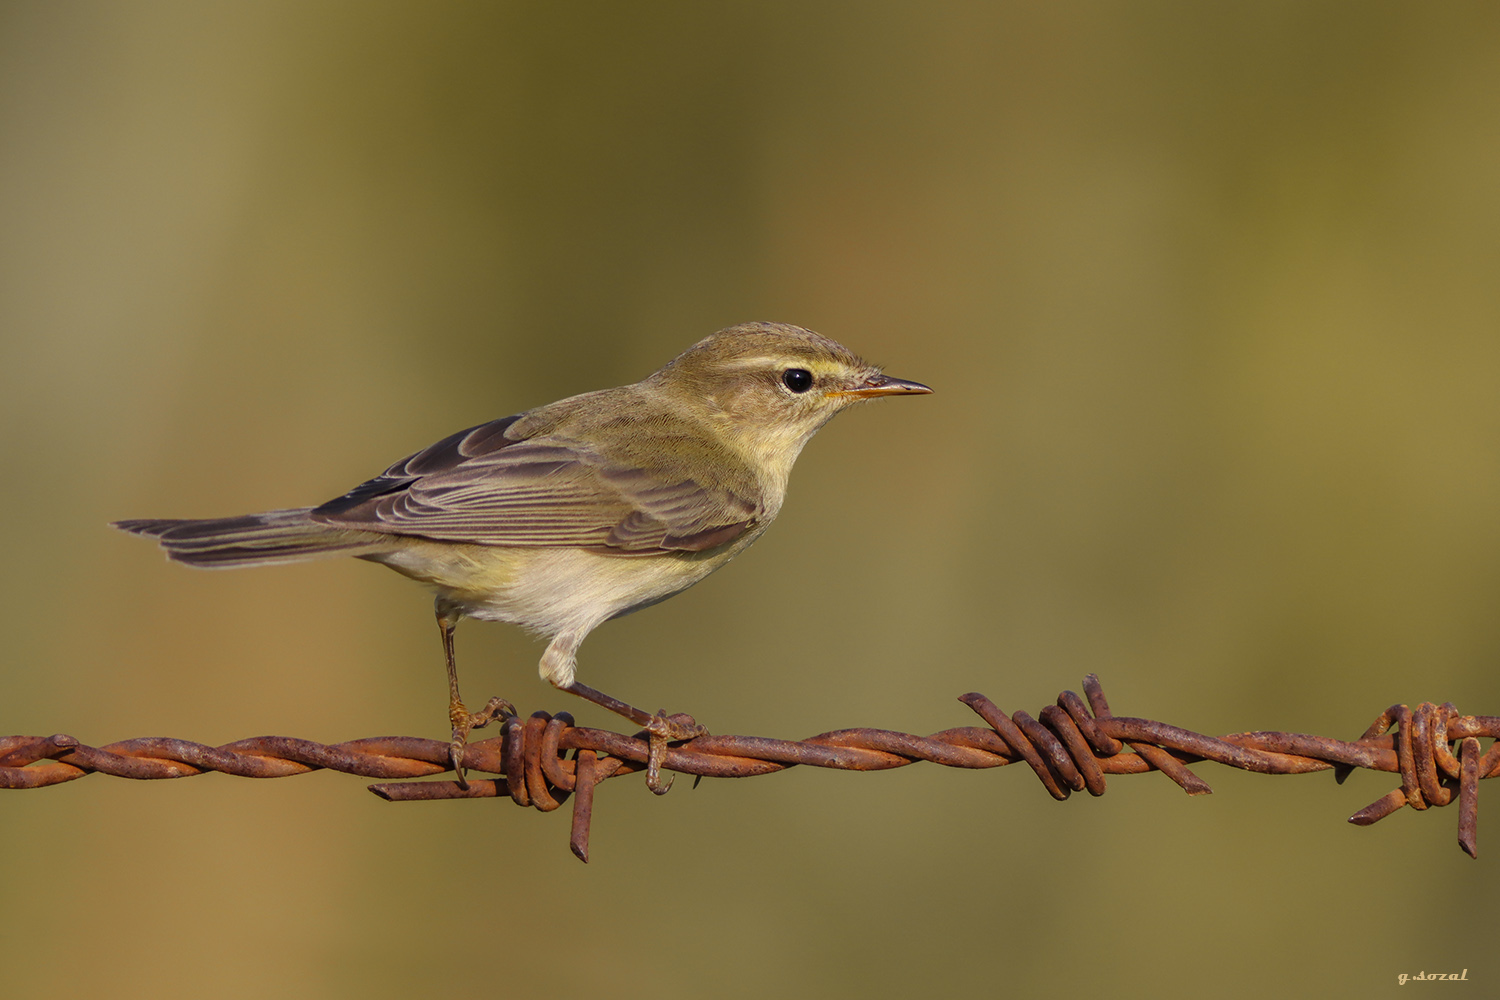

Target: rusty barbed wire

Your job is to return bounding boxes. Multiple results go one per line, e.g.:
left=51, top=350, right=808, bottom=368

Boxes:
left=3, top=675, right=1496, bottom=862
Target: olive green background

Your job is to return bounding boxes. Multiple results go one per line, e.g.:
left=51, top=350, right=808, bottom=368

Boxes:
left=2, top=3, right=1497, bottom=997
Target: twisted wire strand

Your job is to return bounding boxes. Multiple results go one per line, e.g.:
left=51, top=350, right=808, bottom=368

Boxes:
left=4, top=675, right=1496, bottom=862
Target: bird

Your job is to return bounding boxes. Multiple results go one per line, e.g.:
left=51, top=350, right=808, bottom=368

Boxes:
left=115, top=322, right=932, bottom=788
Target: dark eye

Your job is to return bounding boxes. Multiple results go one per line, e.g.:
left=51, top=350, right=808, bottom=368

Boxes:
left=781, top=368, right=813, bottom=393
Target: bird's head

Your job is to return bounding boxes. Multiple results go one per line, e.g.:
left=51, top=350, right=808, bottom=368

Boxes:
left=649, top=321, right=932, bottom=474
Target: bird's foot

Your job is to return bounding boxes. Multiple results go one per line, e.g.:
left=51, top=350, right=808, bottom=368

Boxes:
left=644, top=709, right=707, bottom=796
left=449, top=696, right=517, bottom=790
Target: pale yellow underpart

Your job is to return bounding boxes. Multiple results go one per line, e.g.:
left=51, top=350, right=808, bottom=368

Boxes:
left=699, top=387, right=857, bottom=499
left=365, top=529, right=766, bottom=687
left=706, top=417, right=814, bottom=504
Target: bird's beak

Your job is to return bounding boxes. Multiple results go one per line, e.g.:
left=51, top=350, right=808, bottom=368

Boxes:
left=830, top=373, right=934, bottom=399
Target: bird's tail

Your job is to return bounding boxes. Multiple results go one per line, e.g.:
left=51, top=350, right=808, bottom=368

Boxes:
left=113, top=508, right=389, bottom=568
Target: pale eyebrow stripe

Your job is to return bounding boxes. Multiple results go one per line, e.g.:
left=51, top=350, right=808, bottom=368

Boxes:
left=716, top=356, right=849, bottom=373
left=717, top=356, right=789, bottom=369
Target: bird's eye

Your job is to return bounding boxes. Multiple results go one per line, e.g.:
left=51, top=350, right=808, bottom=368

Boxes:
left=781, top=368, right=813, bottom=393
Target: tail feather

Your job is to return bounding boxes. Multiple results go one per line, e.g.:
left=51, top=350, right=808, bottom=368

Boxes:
left=113, top=508, right=389, bottom=568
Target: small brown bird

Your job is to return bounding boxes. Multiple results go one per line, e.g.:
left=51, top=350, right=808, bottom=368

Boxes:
left=116, top=322, right=931, bottom=786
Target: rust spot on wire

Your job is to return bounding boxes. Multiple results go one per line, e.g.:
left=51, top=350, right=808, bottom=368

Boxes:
left=4, top=675, right=1496, bottom=862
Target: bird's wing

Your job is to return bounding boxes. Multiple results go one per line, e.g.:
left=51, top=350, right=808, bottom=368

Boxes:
left=309, top=416, right=759, bottom=554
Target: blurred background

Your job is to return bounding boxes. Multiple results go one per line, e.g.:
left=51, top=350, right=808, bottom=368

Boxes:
left=3, top=2, right=1498, bottom=996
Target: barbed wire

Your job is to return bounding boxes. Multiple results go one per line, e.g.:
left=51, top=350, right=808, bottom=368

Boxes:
left=3, top=675, right=1495, bottom=862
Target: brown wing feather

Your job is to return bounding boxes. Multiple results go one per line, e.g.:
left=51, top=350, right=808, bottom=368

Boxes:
left=310, top=417, right=758, bottom=553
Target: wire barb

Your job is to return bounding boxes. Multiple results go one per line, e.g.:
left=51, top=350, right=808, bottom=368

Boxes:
left=4, top=675, right=1496, bottom=861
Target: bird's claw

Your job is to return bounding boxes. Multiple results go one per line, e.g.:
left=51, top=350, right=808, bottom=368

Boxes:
left=644, top=709, right=707, bottom=795
left=449, top=696, right=517, bottom=789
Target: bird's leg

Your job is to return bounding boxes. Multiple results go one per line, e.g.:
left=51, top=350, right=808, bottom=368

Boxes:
left=438, top=604, right=514, bottom=789
left=554, top=679, right=708, bottom=795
